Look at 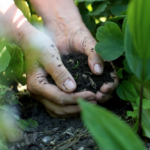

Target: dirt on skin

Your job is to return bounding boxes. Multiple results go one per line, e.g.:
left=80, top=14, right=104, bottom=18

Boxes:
left=48, top=53, right=114, bottom=93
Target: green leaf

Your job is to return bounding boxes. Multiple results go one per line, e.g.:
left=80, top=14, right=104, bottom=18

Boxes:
left=0, top=44, right=11, bottom=73
left=116, top=80, right=138, bottom=101
left=17, top=119, right=38, bottom=132
left=127, top=110, right=137, bottom=119
left=95, top=22, right=124, bottom=61
left=123, top=59, right=133, bottom=74
left=14, top=0, right=31, bottom=21
left=0, top=140, right=8, bottom=150
left=124, top=25, right=150, bottom=82
left=136, top=97, right=150, bottom=110
left=122, top=17, right=127, bottom=36
left=128, top=0, right=150, bottom=60
left=89, top=3, right=107, bottom=16
left=78, top=99, right=146, bottom=150
left=30, top=15, right=44, bottom=32
left=117, top=68, right=123, bottom=79
left=129, top=75, right=150, bottom=138
left=111, top=5, right=127, bottom=16
left=0, top=105, right=9, bottom=111
left=5, top=44, right=24, bottom=79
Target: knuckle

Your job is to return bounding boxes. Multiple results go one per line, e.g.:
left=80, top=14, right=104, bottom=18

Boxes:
left=53, top=67, right=67, bottom=80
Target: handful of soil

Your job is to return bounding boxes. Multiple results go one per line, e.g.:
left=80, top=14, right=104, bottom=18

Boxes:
left=48, top=53, right=114, bottom=93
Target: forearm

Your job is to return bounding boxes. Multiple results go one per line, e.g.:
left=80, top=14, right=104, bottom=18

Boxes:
left=29, top=0, right=82, bottom=23
left=0, top=0, right=33, bottom=43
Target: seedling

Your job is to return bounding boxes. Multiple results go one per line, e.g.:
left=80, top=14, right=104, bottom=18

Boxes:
left=73, top=61, right=79, bottom=69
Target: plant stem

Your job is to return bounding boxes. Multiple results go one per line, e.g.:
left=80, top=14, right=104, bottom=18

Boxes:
left=138, top=84, right=144, bottom=137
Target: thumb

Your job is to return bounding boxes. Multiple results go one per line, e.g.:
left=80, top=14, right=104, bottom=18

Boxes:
left=39, top=45, right=76, bottom=93
left=72, top=28, right=103, bottom=75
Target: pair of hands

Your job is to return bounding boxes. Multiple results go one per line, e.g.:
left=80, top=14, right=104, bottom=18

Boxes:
left=1, top=0, right=119, bottom=118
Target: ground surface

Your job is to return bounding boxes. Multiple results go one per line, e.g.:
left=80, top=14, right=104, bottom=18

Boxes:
left=8, top=94, right=132, bottom=150
left=7, top=53, right=150, bottom=150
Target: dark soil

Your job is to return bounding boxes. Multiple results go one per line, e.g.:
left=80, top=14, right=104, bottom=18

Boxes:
left=8, top=94, right=133, bottom=150
left=48, top=53, right=114, bottom=93
left=8, top=53, right=148, bottom=150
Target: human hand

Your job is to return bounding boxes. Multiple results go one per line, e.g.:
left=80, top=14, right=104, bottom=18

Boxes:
left=0, top=1, right=96, bottom=118
left=33, top=0, right=119, bottom=103
left=19, top=29, right=96, bottom=118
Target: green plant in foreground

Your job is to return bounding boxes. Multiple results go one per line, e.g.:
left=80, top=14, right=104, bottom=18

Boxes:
left=78, top=99, right=146, bottom=150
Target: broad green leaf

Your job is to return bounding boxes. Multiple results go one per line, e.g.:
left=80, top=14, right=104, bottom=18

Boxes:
left=14, top=0, right=31, bottom=21
left=0, top=44, right=11, bottom=73
left=117, top=68, right=123, bottom=79
left=124, top=25, right=150, bottom=82
left=128, top=0, right=150, bottom=60
left=111, top=5, right=127, bottom=16
left=129, top=75, right=150, bottom=138
left=95, top=22, right=124, bottom=61
left=5, top=44, right=23, bottom=79
left=18, top=119, right=38, bottom=132
left=89, top=3, right=107, bottom=16
left=78, top=99, right=146, bottom=150
left=116, top=80, right=138, bottom=101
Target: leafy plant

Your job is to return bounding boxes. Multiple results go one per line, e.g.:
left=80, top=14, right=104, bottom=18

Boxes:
left=78, top=99, right=146, bottom=150
left=18, top=118, right=38, bottom=132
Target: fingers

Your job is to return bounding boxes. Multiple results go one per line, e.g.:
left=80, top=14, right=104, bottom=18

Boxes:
left=71, top=27, right=103, bottom=75
left=27, top=67, right=96, bottom=105
left=96, top=91, right=112, bottom=103
left=100, top=70, right=119, bottom=94
left=43, top=99, right=81, bottom=118
left=38, top=42, right=77, bottom=93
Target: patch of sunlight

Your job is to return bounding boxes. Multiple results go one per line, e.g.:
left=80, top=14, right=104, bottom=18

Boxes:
left=100, top=17, right=107, bottom=22
left=38, top=16, right=42, bottom=21
left=0, top=46, right=6, bottom=57
left=17, top=18, right=27, bottom=28
left=3, top=72, right=5, bottom=76
left=13, top=9, right=23, bottom=23
left=17, top=83, right=27, bottom=92
left=95, top=18, right=100, bottom=24
left=87, top=4, right=93, bottom=12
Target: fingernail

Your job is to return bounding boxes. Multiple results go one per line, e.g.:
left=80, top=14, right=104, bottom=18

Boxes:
left=94, top=64, right=103, bottom=74
left=63, top=79, right=75, bottom=91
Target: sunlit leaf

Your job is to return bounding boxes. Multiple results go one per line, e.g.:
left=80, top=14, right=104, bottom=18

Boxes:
left=0, top=44, right=11, bottom=73
left=5, top=44, right=23, bottom=79
left=96, top=22, right=124, bottom=61
left=14, top=0, right=31, bottom=21
left=78, top=99, right=146, bottom=150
